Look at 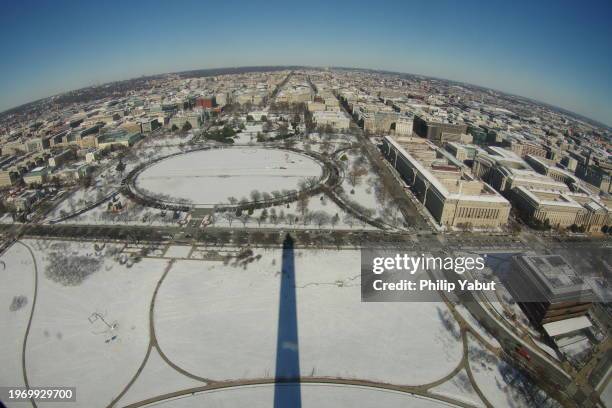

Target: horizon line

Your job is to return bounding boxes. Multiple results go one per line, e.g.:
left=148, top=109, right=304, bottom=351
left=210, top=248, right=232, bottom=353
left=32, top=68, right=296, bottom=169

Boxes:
left=2, top=64, right=610, bottom=131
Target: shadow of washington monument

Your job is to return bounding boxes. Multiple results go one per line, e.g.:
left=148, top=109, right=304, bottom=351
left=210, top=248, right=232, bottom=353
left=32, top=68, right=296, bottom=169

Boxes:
left=274, top=234, right=302, bottom=408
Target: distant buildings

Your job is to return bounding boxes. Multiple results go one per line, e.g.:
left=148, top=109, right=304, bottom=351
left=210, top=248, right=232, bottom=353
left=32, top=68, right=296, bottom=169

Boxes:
left=169, top=112, right=204, bottom=130
left=96, top=130, right=143, bottom=149
left=23, top=166, right=49, bottom=186
left=312, top=111, right=350, bottom=130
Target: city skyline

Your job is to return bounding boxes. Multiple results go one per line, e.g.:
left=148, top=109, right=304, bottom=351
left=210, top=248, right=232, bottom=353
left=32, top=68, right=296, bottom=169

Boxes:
left=1, top=0, right=611, bottom=126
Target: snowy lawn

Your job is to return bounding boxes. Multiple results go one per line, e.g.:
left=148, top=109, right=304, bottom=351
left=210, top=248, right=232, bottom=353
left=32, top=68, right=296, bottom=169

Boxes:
left=467, top=334, right=559, bottom=408
left=0, top=243, right=36, bottom=392
left=22, top=240, right=168, bottom=408
left=135, top=147, right=323, bottom=207
left=430, top=369, right=485, bottom=408
left=154, top=248, right=463, bottom=385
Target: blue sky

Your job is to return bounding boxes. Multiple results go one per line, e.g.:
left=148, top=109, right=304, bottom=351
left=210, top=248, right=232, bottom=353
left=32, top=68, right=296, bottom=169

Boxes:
left=1, top=0, right=610, bottom=126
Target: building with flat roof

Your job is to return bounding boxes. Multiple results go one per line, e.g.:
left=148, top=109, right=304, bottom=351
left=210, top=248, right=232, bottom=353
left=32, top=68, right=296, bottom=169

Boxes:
left=508, top=254, right=596, bottom=325
left=473, top=147, right=570, bottom=193
left=513, top=187, right=610, bottom=232
left=364, top=111, right=402, bottom=134
left=23, top=166, right=49, bottom=186
left=96, top=130, right=143, bottom=149
left=382, top=136, right=510, bottom=229
left=413, top=115, right=468, bottom=144
left=312, top=111, right=350, bottom=130
left=444, top=142, right=485, bottom=163
left=524, top=155, right=579, bottom=186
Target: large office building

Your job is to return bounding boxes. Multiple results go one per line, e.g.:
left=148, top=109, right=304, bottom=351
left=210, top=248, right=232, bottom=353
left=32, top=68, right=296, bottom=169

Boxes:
left=412, top=115, right=468, bottom=144
left=312, top=111, right=350, bottom=130
left=363, top=111, right=402, bottom=134
left=524, top=155, right=580, bottom=186
left=513, top=187, right=610, bottom=232
left=382, top=136, right=510, bottom=229
left=473, top=147, right=570, bottom=193
left=508, top=255, right=596, bottom=326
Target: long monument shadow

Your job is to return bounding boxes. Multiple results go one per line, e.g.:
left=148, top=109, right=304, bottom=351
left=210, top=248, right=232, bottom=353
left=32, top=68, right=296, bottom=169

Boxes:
left=274, top=234, right=302, bottom=408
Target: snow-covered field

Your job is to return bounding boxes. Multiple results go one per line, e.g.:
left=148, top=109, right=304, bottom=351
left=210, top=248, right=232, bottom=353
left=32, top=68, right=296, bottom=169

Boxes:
left=0, top=239, right=554, bottom=407
left=430, top=369, right=485, bottom=408
left=135, top=147, right=323, bottom=206
left=0, top=243, right=35, bottom=393
left=116, top=347, right=204, bottom=407
left=155, top=248, right=463, bottom=385
left=4, top=240, right=168, bottom=408
left=467, top=334, right=558, bottom=408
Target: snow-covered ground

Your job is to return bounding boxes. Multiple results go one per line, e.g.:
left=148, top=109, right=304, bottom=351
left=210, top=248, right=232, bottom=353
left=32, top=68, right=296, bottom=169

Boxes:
left=19, top=240, right=168, bottom=408
left=1, top=239, right=557, bottom=407
left=52, top=192, right=188, bottom=227
left=116, top=347, right=204, bottom=407
left=155, top=248, right=463, bottom=385
left=135, top=147, right=323, bottom=206
left=467, top=334, right=559, bottom=408
left=336, top=146, right=406, bottom=228
left=164, top=245, right=191, bottom=258
left=455, top=304, right=501, bottom=349
left=430, top=369, right=485, bottom=408
left=146, top=383, right=454, bottom=408
left=0, top=243, right=35, bottom=393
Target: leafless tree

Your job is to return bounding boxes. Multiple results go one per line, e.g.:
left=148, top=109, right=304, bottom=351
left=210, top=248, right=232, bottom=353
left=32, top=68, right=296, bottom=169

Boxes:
left=330, top=213, right=340, bottom=228
left=250, top=190, right=262, bottom=202
left=223, top=212, right=235, bottom=226
left=258, top=209, right=268, bottom=226
left=343, top=213, right=355, bottom=228
left=312, top=211, right=331, bottom=229
left=297, top=194, right=309, bottom=216
left=239, top=214, right=251, bottom=227
left=278, top=210, right=286, bottom=224
left=305, top=176, right=318, bottom=189
left=348, top=165, right=368, bottom=186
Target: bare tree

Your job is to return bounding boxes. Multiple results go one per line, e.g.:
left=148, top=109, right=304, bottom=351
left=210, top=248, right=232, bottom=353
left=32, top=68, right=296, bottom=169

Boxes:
left=305, top=176, right=318, bottom=189
left=343, top=213, right=355, bottom=228
left=348, top=165, right=368, bottom=186
left=269, top=208, right=278, bottom=225
left=278, top=210, right=286, bottom=224
left=239, top=213, right=250, bottom=227
left=302, top=212, right=313, bottom=226
left=258, top=209, right=268, bottom=226
left=312, top=211, right=331, bottom=229
left=223, top=212, right=235, bottom=226
left=227, top=196, right=238, bottom=205
left=297, top=194, right=309, bottom=216
left=331, top=213, right=340, bottom=228
left=250, top=190, right=262, bottom=202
